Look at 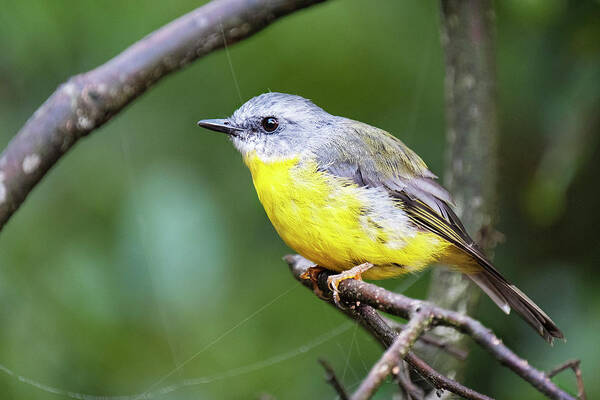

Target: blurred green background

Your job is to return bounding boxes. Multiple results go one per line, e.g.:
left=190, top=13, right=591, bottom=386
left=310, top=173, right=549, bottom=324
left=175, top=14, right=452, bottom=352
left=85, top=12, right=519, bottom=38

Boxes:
left=0, top=0, right=599, bottom=399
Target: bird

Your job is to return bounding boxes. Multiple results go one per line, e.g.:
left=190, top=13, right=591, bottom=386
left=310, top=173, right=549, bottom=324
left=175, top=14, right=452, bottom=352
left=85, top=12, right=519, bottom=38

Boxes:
left=197, top=92, right=564, bottom=343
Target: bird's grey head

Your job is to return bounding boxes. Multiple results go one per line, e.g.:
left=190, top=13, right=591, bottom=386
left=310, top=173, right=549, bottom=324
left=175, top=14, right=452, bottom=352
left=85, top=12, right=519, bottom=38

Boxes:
left=198, top=93, right=334, bottom=159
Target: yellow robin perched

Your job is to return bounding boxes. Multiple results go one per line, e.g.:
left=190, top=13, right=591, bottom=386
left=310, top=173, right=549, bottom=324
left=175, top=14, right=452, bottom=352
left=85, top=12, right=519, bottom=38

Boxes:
left=198, top=92, right=563, bottom=343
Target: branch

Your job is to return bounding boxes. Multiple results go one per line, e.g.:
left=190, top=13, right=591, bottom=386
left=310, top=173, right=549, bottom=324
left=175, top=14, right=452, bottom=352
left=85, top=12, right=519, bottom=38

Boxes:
left=286, top=254, right=578, bottom=400
left=327, top=293, right=492, bottom=400
left=287, top=255, right=493, bottom=400
left=0, top=0, right=326, bottom=231
left=404, top=352, right=490, bottom=400
left=332, top=284, right=491, bottom=400
left=352, top=309, right=432, bottom=400
left=385, top=318, right=468, bottom=361
left=426, top=0, right=500, bottom=380
left=547, top=360, right=586, bottom=400
left=395, top=360, right=425, bottom=400
left=318, top=359, right=350, bottom=400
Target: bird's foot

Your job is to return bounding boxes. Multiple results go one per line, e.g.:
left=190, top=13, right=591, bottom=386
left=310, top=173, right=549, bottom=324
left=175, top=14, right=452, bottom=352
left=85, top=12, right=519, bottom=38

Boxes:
left=299, top=265, right=328, bottom=300
left=327, top=263, right=373, bottom=309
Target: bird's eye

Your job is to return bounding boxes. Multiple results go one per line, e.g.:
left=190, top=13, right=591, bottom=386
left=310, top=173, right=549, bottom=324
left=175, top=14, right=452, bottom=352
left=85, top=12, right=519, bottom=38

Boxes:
left=261, top=117, right=279, bottom=133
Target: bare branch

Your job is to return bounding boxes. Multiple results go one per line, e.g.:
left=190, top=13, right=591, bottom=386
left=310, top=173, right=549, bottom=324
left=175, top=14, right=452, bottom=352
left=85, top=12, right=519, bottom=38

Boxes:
left=547, top=360, right=586, bottom=400
left=385, top=318, right=468, bottom=361
left=318, top=359, right=350, bottom=400
left=348, top=297, right=492, bottom=400
left=427, top=0, right=500, bottom=381
left=395, top=360, right=425, bottom=400
left=0, top=0, right=326, bottom=231
left=352, top=309, right=432, bottom=400
left=405, top=353, right=492, bottom=400
left=287, top=255, right=494, bottom=400
left=286, top=254, right=578, bottom=400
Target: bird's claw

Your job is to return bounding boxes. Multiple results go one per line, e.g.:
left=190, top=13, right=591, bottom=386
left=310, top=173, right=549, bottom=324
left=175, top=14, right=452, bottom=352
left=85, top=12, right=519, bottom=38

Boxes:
left=326, top=263, right=373, bottom=309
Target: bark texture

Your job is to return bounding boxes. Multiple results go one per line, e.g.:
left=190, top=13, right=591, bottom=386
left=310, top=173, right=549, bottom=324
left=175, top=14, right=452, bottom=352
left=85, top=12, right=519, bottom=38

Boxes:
left=426, top=0, right=499, bottom=383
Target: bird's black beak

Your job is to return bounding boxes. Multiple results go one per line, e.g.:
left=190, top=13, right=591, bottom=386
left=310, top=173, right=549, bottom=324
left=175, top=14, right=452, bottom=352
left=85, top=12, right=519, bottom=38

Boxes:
left=197, top=119, right=242, bottom=136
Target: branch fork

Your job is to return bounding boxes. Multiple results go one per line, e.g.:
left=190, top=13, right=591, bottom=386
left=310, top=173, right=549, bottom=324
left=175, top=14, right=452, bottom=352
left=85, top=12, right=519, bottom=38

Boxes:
left=285, top=254, right=583, bottom=400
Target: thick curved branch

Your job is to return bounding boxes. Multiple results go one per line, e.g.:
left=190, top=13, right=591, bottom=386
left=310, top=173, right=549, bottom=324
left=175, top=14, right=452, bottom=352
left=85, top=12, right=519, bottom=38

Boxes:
left=286, top=254, right=578, bottom=400
left=0, top=0, right=326, bottom=231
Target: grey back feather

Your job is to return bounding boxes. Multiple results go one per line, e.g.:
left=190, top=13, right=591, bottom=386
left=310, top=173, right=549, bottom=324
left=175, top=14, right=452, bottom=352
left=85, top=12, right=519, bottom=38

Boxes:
left=312, top=117, right=456, bottom=223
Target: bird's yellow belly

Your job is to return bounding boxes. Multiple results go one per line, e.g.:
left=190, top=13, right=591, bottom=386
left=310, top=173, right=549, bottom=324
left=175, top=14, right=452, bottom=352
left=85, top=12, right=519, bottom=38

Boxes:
left=244, top=154, right=451, bottom=280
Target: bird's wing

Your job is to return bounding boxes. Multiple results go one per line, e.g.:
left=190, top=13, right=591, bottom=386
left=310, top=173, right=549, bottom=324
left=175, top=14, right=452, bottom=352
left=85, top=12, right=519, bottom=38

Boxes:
left=315, top=119, right=493, bottom=272
left=316, top=122, right=511, bottom=312
left=314, top=120, right=564, bottom=342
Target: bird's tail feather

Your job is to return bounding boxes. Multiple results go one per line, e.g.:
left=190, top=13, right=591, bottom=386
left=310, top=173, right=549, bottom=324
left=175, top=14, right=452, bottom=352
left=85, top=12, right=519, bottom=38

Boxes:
left=467, top=269, right=564, bottom=344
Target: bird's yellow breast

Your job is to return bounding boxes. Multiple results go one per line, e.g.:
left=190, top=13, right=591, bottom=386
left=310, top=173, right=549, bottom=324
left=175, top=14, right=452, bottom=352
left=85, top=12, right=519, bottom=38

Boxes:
left=243, top=153, right=451, bottom=280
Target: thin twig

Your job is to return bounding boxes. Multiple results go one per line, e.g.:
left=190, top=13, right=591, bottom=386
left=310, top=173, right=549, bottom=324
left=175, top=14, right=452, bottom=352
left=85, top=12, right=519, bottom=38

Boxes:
left=352, top=309, right=432, bottom=400
left=286, top=254, right=577, bottom=400
left=0, top=0, right=326, bottom=232
left=547, top=360, right=586, bottom=400
left=405, top=353, right=492, bottom=400
left=396, top=360, right=425, bottom=400
left=318, top=358, right=349, bottom=400
left=385, top=318, right=468, bottom=361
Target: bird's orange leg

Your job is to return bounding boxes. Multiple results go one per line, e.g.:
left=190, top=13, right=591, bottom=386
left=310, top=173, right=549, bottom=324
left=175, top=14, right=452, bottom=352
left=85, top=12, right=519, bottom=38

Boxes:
left=327, top=263, right=373, bottom=308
